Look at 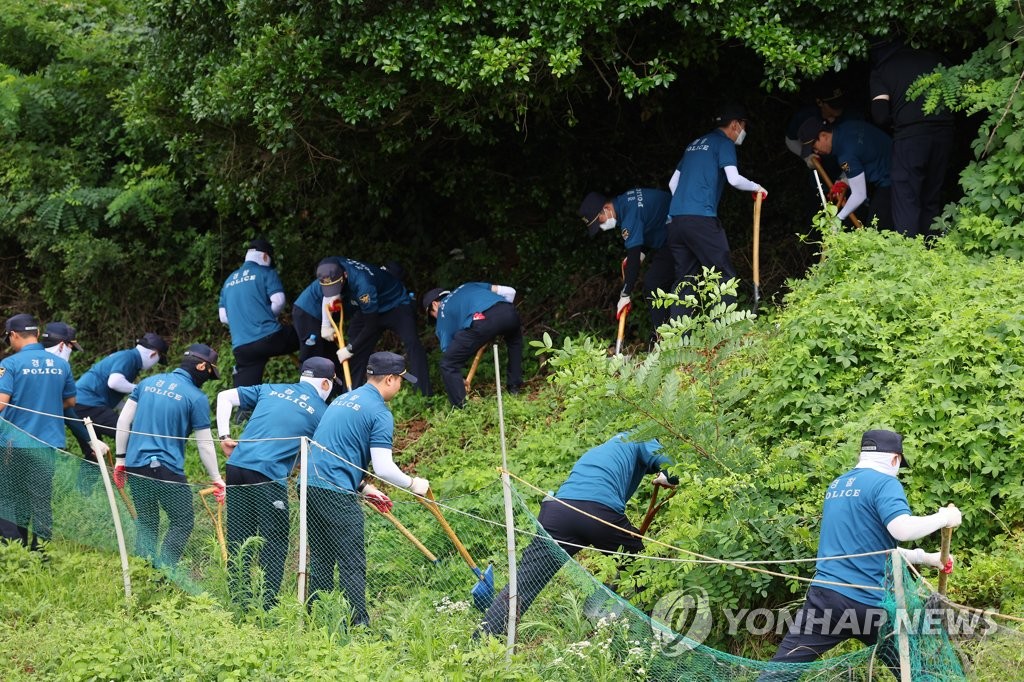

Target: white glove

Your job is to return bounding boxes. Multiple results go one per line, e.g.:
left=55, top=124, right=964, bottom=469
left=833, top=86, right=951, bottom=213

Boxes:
left=91, top=440, right=110, bottom=461
left=805, top=154, right=819, bottom=169
left=921, top=551, right=955, bottom=569
left=362, top=483, right=393, bottom=513
left=321, top=325, right=336, bottom=342
left=653, top=471, right=678, bottom=488
left=409, top=476, right=429, bottom=496
left=337, top=346, right=354, bottom=363
left=616, top=295, right=631, bottom=316
left=940, top=505, right=962, bottom=528
left=754, top=186, right=768, bottom=200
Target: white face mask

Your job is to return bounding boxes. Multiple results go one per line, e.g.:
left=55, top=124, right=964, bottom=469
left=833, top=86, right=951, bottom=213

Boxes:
left=138, top=346, right=160, bottom=370
left=599, top=217, right=617, bottom=231
left=300, top=376, right=332, bottom=401
left=734, top=128, right=747, bottom=146
left=857, top=451, right=901, bottom=477
left=46, top=343, right=72, bottom=362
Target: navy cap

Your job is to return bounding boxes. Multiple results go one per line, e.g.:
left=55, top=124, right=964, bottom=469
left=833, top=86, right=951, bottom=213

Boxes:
left=137, top=332, right=169, bottom=363
left=713, top=104, right=748, bottom=127
left=317, top=259, right=345, bottom=297
left=248, top=238, right=274, bottom=257
left=366, top=351, right=417, bottom=384
left=798, top=118, right=828, bottom=158
left=5, top=314, right=40, bottom=335
left=41, top=322, right=83, bottom=351
left=183, top=343, right=220, bottom=379
left=861, top=429, right=909, bottom=468
left=421, top=287, right=449, bottom=312
left=301, top=356, right=344, bottom=388
left=578, top=192, right=608, bottom=237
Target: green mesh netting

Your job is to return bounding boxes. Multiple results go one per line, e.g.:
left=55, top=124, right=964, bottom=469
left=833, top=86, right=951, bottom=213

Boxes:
left=1, top=417, right=973, bottom=680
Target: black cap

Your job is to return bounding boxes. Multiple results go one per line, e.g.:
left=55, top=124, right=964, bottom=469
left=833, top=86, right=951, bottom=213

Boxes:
left=861, top=429, right=909, bottom=468
left=712, top=104, right=748, bottom=127
left=300, top=356, right=344, bottom=388
left=5, top=313, right=40, bottom=335
left=183, top=343, right=220, bottom=379
left=421, top=287, right=449, bottom=312
left=317, top=259, right=345, bottom=297
left=380, top=260, right=406, bottom=283
left=797, top=118, right=828, bottom=158
left=248, top=238, right=274, bottom=257
left=41, top=322, right=83, bottom=351
left=366, top=351, right=417, bottom=384
left=137, top=332, right=169, bottom=364
left=578, top=192, right=608, bottom=237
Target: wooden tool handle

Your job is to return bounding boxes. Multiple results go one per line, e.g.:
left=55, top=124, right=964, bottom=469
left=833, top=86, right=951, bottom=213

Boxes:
left=325, top=302, right=353, bottom=390
left=418, top=489, right=478, bottom=571
left=464, top=346, right=486, bottom=391
left=810, top=156, right=863, bottom=229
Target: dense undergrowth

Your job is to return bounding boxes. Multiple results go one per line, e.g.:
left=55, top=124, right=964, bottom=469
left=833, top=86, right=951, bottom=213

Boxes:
left=4, top=229, right=1024, bottom=679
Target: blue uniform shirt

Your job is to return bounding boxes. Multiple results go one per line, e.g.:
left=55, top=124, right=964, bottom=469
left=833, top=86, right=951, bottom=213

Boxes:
left=812, top=467, right=911, bottom=605
left=124, top=368, right=212, bottom=475
left=0, top=342, right=76, bottom=449
left=219, top=263, right=285, bottom=348
left=318, top=258, right=409, bottom=315
left=832, top=121, right=893, bottom=187
left=612, top=188, right=669, bottom=250
left=555, top=433, right=670, bottom=514
left=76, top=349, right=144, bottom=408
left=293, top=279, right=324, bottom=319
left=434, top=282, right=504, bottom=352
left=668, top=129, right=738, bottom=218
left=307, top=383, right=393, bottom=492
left=231, top=383, right=328, bottom=481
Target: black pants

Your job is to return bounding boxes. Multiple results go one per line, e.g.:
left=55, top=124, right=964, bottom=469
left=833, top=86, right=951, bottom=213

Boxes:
left=759, top=585, right=899, bottom=680
left=665, top=215, right=738, bottom=320
left=642, top=246, right=679, bottom=335
left=347, top=303, right=431, bottom=397
left=226, top=465, right=290, bottom=609
left=439, top=302, right=523, bottom=408
left=862, top=184, right=894, bottom=233
left=127, top=464, right=193, bottom=569
left=73, top=403, right=120, bottom=492
left=479, top=498, right=644, bottom=636
left=0, top=447, right=54, bottom=547
left=307, top=486, right=368, bottom=626
left=891, top=127, right=954, bottom=238
left=293, top=307, right=337, bottom=364
left=232, top=326, right=299, bottom=388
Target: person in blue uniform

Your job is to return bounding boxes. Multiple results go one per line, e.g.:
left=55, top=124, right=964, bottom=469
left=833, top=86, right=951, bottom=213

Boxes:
left=577, top=188, right=675, bottom=339
left=70, top=332, right=167, bottom=490
left=421, top=282, right=523, bottom=408
left=799, top=118, right=894, bottom=231
left=114, top=344, right=226, bottom=569
left=870, top=39, right=956, bottom=238
left=315, top=257, right=431, bottom=396
left=219, top=238, right=298, bottom=388
left=39, top=322, right=114, bottom=491
left=75, top=332, right=168, bottom=439
left=762, top=430, right=961, bottom=679
left=0, top=314, right=80, bottom=547
left=478, top=432, right=676, bottom=638
left=305, top=351, right=429, bottom=626
left=666, top=105, right=767, bottom=321
left=215, top=356, right=338, bottom=609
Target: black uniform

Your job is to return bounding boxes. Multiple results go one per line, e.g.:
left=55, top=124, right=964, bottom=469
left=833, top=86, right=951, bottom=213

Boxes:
left=870, top=40, right=955, bottom=238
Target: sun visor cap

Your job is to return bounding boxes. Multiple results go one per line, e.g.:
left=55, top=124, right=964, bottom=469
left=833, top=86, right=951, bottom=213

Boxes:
left=317, top=260, right=345, bottom=297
